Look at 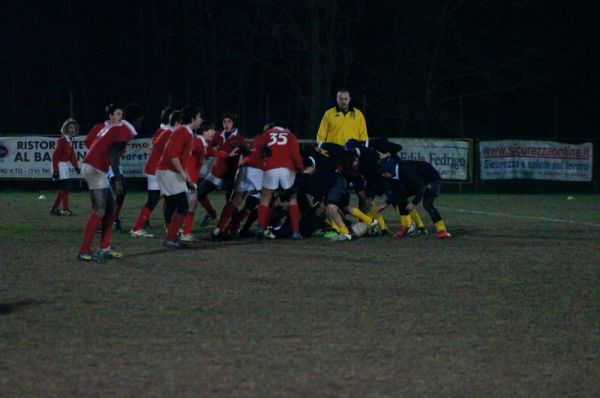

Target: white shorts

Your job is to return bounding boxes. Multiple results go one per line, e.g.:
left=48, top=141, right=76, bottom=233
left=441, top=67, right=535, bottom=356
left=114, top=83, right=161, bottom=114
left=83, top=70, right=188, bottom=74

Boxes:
left=146, top=174, right=159, bottom=191
left=58, top=162, right=70, bottom=180
left=156, top=170, right=187, bottom=196
left=235, top=166, right=263, bottom=193
left=204, top=173, right=224, bottom=188
left=82, top=163, right=110, bottom=190
left=262, top=167, right=296, bottom=190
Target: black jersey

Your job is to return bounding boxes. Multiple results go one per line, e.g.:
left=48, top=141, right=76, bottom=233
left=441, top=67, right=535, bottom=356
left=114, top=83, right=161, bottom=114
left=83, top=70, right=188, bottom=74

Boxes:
left=380, top=158, right=442, bottom=205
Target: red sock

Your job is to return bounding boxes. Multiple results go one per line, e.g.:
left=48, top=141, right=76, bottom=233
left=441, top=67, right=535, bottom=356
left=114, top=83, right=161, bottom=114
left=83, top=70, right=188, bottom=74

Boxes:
left=217, top=202, right=237, bottom=230
left=51, top=191, right=62, bottom=211
left=113, top=204, right=123, bottom=220
left=62, top=190, right=70, bottom=211
left=100, top=212, right=115, bottom=249
left=288, top=204, right=300, bottom=234
left=182, top=211, right=195, bottom=235
left=257, top=205, right=270, bottom=229
left=132, top=206, right=152, bottom=232
left=80, top=213, right=102, bottom=253
left=199, top=197, right=215, bottom=215
left=166, top=213, right=185, bottom=241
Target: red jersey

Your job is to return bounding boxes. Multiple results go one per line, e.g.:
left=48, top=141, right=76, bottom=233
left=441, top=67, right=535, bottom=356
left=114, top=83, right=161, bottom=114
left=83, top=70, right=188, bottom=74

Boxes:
left=83, top=121, right=137, bottom=172
left=208, top=129, right=247, bottom=179
left=186, top=135, right=210, bottom=182
left=144, top=126, right=172, bottom=175
left=240, top=140, right=264, bottom=169
left=84, top=121, right=109, bottom=149
left=157, top=125, right=194, bottom=173
left=254, top=127, right=304, bottom=172
left=52, top=135, right=78, bottom=173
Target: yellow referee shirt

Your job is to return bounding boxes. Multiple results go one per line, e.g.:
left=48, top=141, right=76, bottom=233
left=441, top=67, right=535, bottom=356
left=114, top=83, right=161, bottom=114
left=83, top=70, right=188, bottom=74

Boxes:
left=316, top=106, right=368, bottom=146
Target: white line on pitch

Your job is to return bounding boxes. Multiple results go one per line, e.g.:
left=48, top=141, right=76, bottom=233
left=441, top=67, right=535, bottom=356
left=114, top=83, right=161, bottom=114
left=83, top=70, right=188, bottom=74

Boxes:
left=437, top=206, right=600, bottom=228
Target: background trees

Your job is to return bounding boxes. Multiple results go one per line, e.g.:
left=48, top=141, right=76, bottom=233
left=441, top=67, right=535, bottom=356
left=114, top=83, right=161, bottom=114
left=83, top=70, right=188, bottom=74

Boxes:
left=2, top=0, right=598, bottom=140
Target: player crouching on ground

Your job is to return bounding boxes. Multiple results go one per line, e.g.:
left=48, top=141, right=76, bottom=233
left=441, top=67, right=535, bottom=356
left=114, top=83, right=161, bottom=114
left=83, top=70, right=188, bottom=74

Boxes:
left=377, top=150, right=451, bottom=240
left=77, top=104, right=143, bottom=262
left=156, top=106, right=202, bottom=248
left=50, top=118, right=81, bottom=216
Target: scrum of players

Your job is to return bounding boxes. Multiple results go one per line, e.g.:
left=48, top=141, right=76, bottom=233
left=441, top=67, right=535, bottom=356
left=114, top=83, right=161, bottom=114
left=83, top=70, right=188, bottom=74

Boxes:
left=72, top=103, right=451, bottom=262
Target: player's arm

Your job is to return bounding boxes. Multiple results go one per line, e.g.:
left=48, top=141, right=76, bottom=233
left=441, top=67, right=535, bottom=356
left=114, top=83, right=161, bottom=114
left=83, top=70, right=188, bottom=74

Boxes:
left=69, top=144, right=79, bottom=171
left=110, top=143, right=126, bottom=194
left=357, top=110, right=368, bottom=146
left=170, top=156, right=188, bottom=180
left=51, top=138, right=63, bottom=174
left=171, top=156, right=196, bottom=192
left=316, top=112, right=330, bottom=146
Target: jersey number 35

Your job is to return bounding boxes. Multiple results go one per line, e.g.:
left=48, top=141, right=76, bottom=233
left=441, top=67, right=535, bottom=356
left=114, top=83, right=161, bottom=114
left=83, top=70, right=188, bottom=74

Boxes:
left=268, top=132, right=288, bottom=146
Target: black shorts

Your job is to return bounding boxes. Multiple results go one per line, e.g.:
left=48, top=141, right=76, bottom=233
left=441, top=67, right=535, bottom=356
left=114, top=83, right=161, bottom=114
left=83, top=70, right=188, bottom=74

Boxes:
left=425, top=180, right=442, bottom=198
left=325, top=175, right=348, bottom=206
left=365, top=176, right=386, bottom=198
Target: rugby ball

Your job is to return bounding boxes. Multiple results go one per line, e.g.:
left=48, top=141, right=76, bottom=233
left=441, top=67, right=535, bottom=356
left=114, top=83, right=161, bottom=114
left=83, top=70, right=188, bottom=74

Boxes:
left=350, top=222, right=368, bottom=237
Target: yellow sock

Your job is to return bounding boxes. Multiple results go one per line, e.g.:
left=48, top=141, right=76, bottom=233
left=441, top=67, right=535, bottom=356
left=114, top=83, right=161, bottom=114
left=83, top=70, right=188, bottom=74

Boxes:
left=338, top=224, right=350, bottom=235
left=326, top=218, right=340, bottom=232
left=368, top=204, right=387, bottom=230
left=348, top=207, right=373, bottom=224
left=435, top=220, right=447, bottom=232
left=400, top=215, right=412, bottom=227
left=409, top=209, right=425, bottom=229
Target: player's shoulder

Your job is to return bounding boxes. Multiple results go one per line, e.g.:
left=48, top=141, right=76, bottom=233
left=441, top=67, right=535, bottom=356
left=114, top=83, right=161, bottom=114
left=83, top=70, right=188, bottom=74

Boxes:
left=324, top=107, right=338, bottom=116
left=351, top=107, right=364, bottom=116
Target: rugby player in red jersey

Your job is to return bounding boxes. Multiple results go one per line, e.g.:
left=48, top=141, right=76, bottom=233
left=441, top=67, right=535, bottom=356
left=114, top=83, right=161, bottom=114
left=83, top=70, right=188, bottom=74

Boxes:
left=179, top=121, right=217, bottom=242
left=84, top=104, right=123, bottom=149
left=156, top=106, right=202, bottom=248
left=130, top=107, right=174, bottom=238
left=253, top=122, right=304, bottom=239
left=77, top=104, right=143, bottom=261
left=196, top=113, right=246, bottom=227
left=212, top=128, right=264, bottom=239
left=50, top=118, right=81, bottom=216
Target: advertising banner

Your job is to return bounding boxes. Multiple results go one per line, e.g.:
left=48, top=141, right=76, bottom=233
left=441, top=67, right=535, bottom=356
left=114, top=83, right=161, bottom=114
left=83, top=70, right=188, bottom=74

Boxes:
left=388, top=138, right=471, bottom=181
left=0, top=136, right=152, bottom=179
left=479, top=140, right=593, bottom=181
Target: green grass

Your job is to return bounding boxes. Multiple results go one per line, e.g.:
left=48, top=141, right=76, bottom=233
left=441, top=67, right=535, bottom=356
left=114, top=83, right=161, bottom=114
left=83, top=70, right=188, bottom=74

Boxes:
left=1, top=191, right=599, bottom=397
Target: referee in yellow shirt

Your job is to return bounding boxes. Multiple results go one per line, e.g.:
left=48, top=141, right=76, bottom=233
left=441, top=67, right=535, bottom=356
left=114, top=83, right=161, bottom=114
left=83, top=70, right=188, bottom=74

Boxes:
left=316, top=89, right=368, bottom=147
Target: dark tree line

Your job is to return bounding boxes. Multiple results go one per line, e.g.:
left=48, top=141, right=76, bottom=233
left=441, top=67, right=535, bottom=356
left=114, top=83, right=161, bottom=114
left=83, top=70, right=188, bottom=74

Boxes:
left=2, top=0, right=599, bottom=140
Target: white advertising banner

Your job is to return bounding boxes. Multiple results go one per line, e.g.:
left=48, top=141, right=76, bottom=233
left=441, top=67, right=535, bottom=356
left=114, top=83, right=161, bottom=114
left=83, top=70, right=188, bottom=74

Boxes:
left=479, top=140, right=593, bottom=181
left=388, top=138, right=471, bottom=181
left=0, top=136, right=152, bottom=179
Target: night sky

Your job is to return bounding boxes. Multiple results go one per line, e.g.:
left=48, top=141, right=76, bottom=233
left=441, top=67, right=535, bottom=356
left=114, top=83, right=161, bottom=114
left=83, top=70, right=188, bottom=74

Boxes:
left=2, top=0, right=599, bottom=140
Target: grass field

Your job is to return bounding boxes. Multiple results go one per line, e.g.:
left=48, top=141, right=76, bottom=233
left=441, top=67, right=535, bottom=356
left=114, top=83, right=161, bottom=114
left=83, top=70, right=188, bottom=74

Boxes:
left=1, top=190, right=599, bottom=397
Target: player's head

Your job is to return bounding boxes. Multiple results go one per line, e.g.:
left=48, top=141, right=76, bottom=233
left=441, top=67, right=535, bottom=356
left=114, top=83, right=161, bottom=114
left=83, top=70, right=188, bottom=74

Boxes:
left=61, top=118, right=79, bottom=137
left=182, top=105, right=202, bottom=129
left=160, top=107, right=174, bottom=125
left=169, top=110, right=183, bottom=128
left=222, top=112, right=237, bottom=131
left=344, top=139, right=361, bottom=152
left=267, top=120, right=289, bottom=130
left=342, top=150, right=359, bottom=170
left=199, top=120, right=215, bottom=140
left=336, top=89, right=351, bottom=111
left=105, top=103, right=123, bottom=124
